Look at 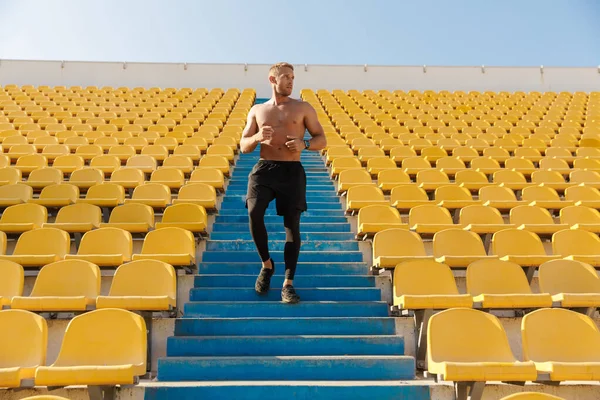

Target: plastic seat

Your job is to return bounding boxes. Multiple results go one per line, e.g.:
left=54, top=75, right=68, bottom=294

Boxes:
left=366, top=157, right=396, bottom=176
left=68, top=168, right=104, bottom=190
left=356, top=204, right=408, bottom=238
left=0, top=309, right=47, bottom=388
left=435, top=185, right=482, bottom=210
left=173, top=145, right=202, bottom=162
left=531, top=170, right=570, bottom=193
left=0, top=167, right=22, bottom=186
left=377, top=169, right=411, bottom=192
left=172, top=182, right=217, bottom=211
left=467, top=259, right=552, bottom=309
left=132, top=227, right=196, bottom=266
left=416, top=169, right=451, bottom=192
left=432, top=229, right=498, bottom=267
left=491, top=229, right=559, bottom=266
left=522, top=308, right=600, bottom=381
left=427, top=308, right=537, bottom=382
left=0, top=260, right=24, bottom=306
left=326, top=147, right=354, bottom=164
left=28, top=183, right=79, bottom=208
left=0, top=184, right=33, bottom=207
left=505, top=158, right=538, bottom=177
left=330, top=157, right=362, bottom=177
left=565, top=185, right=600, bottom=208
left=409, top=205, right=461, bottom=234
left=100, top=203, right=155, bottom=233
left=435, top=157, right=466, bottom=177
left=521, top=186, right=575, bottom=210
left=493, top=170, right=533, bottom=191
left=198, top=155, right=230, bottom=175
left=110, top=168, right=145, bottom=190
left=74, top=144, right=103, bottom=162
left=89, top=155, right=121, bottom=176
left=453, top=146, right=481, bottom=162
left=15, top=154, right=48, bottom=175
left=510, top=205, right=569, bottom=235
left=124, top=183, right=171, bottom=209
left=107, top=145, right=136, bottom=162
left=24, top=167, right=63, bottom=190
left=470, top=157, right=502, bottom=175
left=11, top=260, right=100, bottom=311
left=52, top=154, right=85, bottom=175
left=479, top=185, right=527, bottom=211
left=160, top=155, right=194, bottom=174
left=77, top=183, right=125, bottom=208
left=18, top=395, right=74, bottom=400
left=390, top=147, right=417, bottom=164
left=141, top=145, right=169, bottom=162
left=42, top=203, right=102, bottom=233
left=538, top=259, right=600, bottom=308
left=570, top=170, right=600, bottom=189
left=402, top=157, right=432, bottom=177
left=552, top=229, right=600, bottom=266
left=499, top=394, right=565, bottom=400
left=96, top=260, right=176, bottom=311
left=155, top=203, right=207, bottom=234
left=206, top=144, right=234, bottom=162
left=188, top=168, right=225, bottom=191
left=460, top=205, right=514, bottom=234
left=337, top=169, right=375, bottom=193
left=149, top=168, right=185, bottom=190
left=0, top=203, right=47, bottom=233
left=559, top=205, right=600, bottom=232
left=345, top=185, right=388, bottom=212
left=65, top=227, right=132, bottom=267
left=372, top=228, right=433, bottom=269
left=125, top=155, right=157, bottom=174
left=393, top=260, right=472, bottom=309
left=0, top=228, right=70, bottom=266
left=34, top=308, right=146, bottom=386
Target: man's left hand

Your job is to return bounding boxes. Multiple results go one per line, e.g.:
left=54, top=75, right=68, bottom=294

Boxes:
left=285, top=136, right=305, bottom=152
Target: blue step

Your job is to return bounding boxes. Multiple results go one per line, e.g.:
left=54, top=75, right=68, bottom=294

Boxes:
left=205, top=240, right=359, bottom=252
left=213, top=215, right=347, bottom=224
left=231, top=171, right=331, bottom=177
left=222, top=193, right=340, bottom=200
left=144, top=383, right=430, bottom=400
left=227, top=182, right=334, bottom=188
left=219, top=203, right=343, bottom=211
left=174, top=317, right=397, bottom=336
left=208, top=232, right=356, bottom=241
left=211, top=222, right=349, bottom=232
left=189, top=287, right=381, bottom=301
left=183, top=301, right=389, bottom=318
left=193, top=275, right=376, bottom=288
left=166, top=335, right=403, bottom=357
left=201, top=251, right=363, bottom=263
left=197, top=262, right=368, bottom=275
left=217, top=209, right=343, bottom=217
left=157, top=355, right=416, bottom=381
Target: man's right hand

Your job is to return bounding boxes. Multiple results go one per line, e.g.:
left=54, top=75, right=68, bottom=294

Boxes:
left=254, top=126, right=273, bottom=143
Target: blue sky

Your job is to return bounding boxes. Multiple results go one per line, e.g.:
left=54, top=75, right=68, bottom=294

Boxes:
left=0, top=0, right=598, bottom=67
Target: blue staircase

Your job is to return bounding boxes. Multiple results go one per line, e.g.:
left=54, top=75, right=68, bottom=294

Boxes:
left=146, top=136, right=428, bottom=399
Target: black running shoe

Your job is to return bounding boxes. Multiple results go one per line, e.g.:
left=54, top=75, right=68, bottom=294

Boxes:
left=281, top=285, right=300, bottom=304
left=255, top=260, right=274, bottom=295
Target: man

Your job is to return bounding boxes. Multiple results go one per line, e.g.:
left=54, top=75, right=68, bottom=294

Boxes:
left=240, top=62, right=327, bottom=304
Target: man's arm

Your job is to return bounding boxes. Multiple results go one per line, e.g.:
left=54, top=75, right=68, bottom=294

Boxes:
left=240, top=106, right=260, bottom=154
left=303, top=102, right=327, bottom=151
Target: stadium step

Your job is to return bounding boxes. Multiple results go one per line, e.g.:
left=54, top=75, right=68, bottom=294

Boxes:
left=155, top=133, right=417, bottom=394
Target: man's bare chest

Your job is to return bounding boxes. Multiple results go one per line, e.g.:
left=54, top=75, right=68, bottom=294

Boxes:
left=256, top=106, right=304, bottom=128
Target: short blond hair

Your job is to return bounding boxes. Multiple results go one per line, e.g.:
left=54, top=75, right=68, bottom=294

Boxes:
left=269, top=62, right=294, bottom=77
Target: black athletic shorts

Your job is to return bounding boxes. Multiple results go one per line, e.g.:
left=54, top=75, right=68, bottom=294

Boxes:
left=245, top=159, right=307, bottom=216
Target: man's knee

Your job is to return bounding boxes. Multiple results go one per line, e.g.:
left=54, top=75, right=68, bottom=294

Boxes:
left=283, top=213, right=301, bottom=243
left=248, top=198, right=268, bottom=220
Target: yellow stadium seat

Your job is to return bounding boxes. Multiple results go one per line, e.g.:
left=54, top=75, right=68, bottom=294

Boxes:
left=34, top=308, right=146, bottom=386
left=330, top=157, right=362, bottom=177
left=188, top=168, right=224, bottom=191
left=0, top=183, right=33, bottom=207
left=433, top=229, right=497, bottom=267
left=428, top=308, right=536, bottom=383
left=0, top=203, right=47, bottom=233
left=100, top=203, right=155, bottom=233
left=155, top=203, right=207, bottom=234
left=393, top=260, right=472, bottom=310
left=559, top=205, right=600, bottom=232
left=480, top=185, right=527, bottom=211
left=372, top=229, right=433, bottom=269
left=345, top=185, right=388, bottom=213
left=531, top=170, right=570, bottom=193
left=469, top=157, right=502, bottom=175
left=453, top=146, right=481, bottom=162
left=52, top=154, right=85, bottom=175
left=19, top=395, right=74, bottom=400
left=28, top=183, right=79, bottom=208
left=11, top=260, right=100, bottom=311
left=0, top=228, right=70, bottom=266
left=161, top=155, right=195, bottom=174
left=460, top=205, right=514, bottom=234
left=154, top=137, right=178, bottom=153
left=493, top=170, right=533, bottom=191
left=77, top=183, right=125, bottom=208
left=552, top=229, right=600, bottom=266
left=96, top=260, right=176, bottom=311
left=0, top=260, right=24, bottom=306
left=416, top=169, right=451, bottom=192
left=521, top=186, right=575, bottom=210
left=68, top=168, right=104, bottom=191
left=510, top=205, right=569, bottom=235
left=107, top=145, right=136, bottom=162
left=326, top=147, right=354, bottom=164
left=356, top=204, right=408, bottom=239
left=132, top=227, right=196, bottom=266
left=65, top=227, right=132, bottom=267
left=24, top=167, right=63, bottom=190
left=125, top=155, right=157, bottom=174
left=337, top=169, right=375, bottom=193
left=435, top=185, right=482, bottom=210
left=198, top=155, right=230, bottom=176
left=110, top=168, right=145, bottom=189
left=90, top=155, right=121, bottom=176
left=8, top=144, right=36, bottom=161
left=499, top=393, right=565, bottom=400
left=435, top=157, right=466, bottom=177
left=206, top=144, right=235, bottom=162
left=173, top=183, right=217, bottom=211
left=409, top=205, right=461, bottom=234
left=522, top=308, right=600, bottom=381
left=124, top=183, right=171, bottom=209
left=0, top=309, right=47, bottom=388
left=149, top=168, right=185, bottom=190
left=402, top=157, right=432, bottom=177
left=565, top=185, right=600, bottom=208
left=15, top=154, right=48, bottom=175
left=0, top=167, right=23, bottom=186
left=570, top=169, right=600, bottom=189
left=75, top=144, right=103, bottom=162
left=538, top=259, right=600, bottom=308
left=377, top=169, right=411, bottom=192
left=491, top=229, right=560, bottom=266
left=42, top=203, right=101, bottom=233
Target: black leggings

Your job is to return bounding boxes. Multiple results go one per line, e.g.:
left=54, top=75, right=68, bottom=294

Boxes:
left=247, top=197, right=301, bottom=281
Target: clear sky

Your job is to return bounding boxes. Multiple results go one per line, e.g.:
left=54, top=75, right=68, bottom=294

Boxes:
left=0, top=0, right=598, bottom=67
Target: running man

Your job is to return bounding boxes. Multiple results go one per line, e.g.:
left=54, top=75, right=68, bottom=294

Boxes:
left=240, top=62, right=327, bottom=303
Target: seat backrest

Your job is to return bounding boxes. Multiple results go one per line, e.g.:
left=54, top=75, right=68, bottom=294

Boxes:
left=479, top=185, right=518, bottom=201
left=327, top=147, right=353, bottom=158
left=177, top=183, right=217, bottom=200
left=53, top=154, right=85, bottom=170
left=367, top=157, right=396, bottom=170
left=552, top=229, right=600, bottom=256
left=409, top=205, right=453, bottom=225
left=140, top=227, right=195, bottom=256
left=510, top=205, right=554, bottom=225
left=492, top=229, right=546, bottom=256
left=538, top=158, right=570, bottom=171
left=522, top=308, right=600, bottom=362
left=110, top=168, right=145, bottom=184
left=564, top=185, right=600, bottom=202
left=459, top=205, right=504, bottom=225
left=338, top=169, right=372, bottom=184
left=434, top=185, right=473, bottom=201
left=433, top=228, right=487, bottom=257
left=416, top=169, right=449, bottom=184
left=162, top=155, right=194, bottom=169
left=162, top=203, right=207, bottom=224
left=357, top=204, right=402, bottom=226
left=0, top=183, right=33, bottom=202
left=126, top=155, right=157, bottom=169
left=521, top=186, right=560, bottom=202
left=52, top=308, right=146, bottom=375
left=150, top=168, right=185, bottom=183
left=372, top=228, right=427, bottom=258
left=393, top=260, right=460, bottom=296
left=435, top=157, right=465, bottom=170
left=189, top=168, right=224, bottom=183
left=27, top=167, right=63, bottom=183
left=531, top=170, right=565, bottom=185
left=428, top=308, right=517, bottom=364
left=75, top=144, right=103, bottom=156
left=199, top=155, right=228, bottom=168
left=346, top=185, right=384, bottom=202
left=0, top=260, right=24, bottom=301
left=499, top=393, right=565, bottom=400
left=76, top=227, right=132, bottom=259
left=54, top=203, right=102, bottom=225
left=38, top=184, right=79, bottom=201
left=493, top=169, right=527, bottom=184
left=570, top=170, right=600, bottom=184
left=131, top=183, right=171, bottom=202
left=85, top=183, right=125, bottom=203
left=0, top=167, right=22, bottom=184
left=30, top=260, right=100, bottom=297
left=69, top=168, right=104, bottom=185
left=0, top=309, right=47, bottom=368
left=402, top=157, right=432, bottom=170
left=108, top=203, right=155, bottom=226
left=15, top=154, right=47, bottom=168
left=539, top=259, right=600, bottom=294
left=377, top=169, right=411, bottom=185
left=0, top=203, right=47, bottom=226
left=559, top=205, right=600, bottom=225
left=109, top=260, right=176, bottom=299
left=467, top=259, right=533, bottom=295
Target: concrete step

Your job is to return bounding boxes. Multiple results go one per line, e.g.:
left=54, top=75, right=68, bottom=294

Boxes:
left=205, top=240, right=359, bottom=252
left=174, top=317, right=397, bottom=337
left=166, top=335, right=403, bottom=357
left=143, top=381, right=430, bottom=400
left=157, top=355, right=416, bottom=381
left=200, top=250, right=363, bottom=263
left=196, top=262, right=368, bottom=276
left=183, top=301, right=389, bottom=318
left=216, top=209, right=343, bottom=217
left=211, top=222, right=349, bottom=232
left=207, top=232, right=356, bottom=242
left=189, top=287, right=381, bottom=302
left=193, top=274, right=376, bottom=288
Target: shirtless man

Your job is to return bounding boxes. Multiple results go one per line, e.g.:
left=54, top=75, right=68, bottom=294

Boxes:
left=240, top=62, right=327, bottom=304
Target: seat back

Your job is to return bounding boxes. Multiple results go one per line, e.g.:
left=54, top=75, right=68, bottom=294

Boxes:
left=27, top=167, right=63, bottom=184
left=199, top=155, right=229, bottom=170
left=409, top=205, right=453, bottom=226
left=150, top=168, right=185, bottom=184
left=38, top=184, right=79, bottom=202
left=393, top=260, right=460, bottom=296
left=331, top=157, right=361, bottom=170
left=372, top=229, right=427, bottom=258
left=110, top=168, right=145, bottom=185
left=564, top=185, right=600, bottom=202
left=0, top=183, right=33, bottom=201
left=499, top=393, right=565, bottom=400
left=126, top=154, right=157, bottom=170
left=510, top=205, right=554, bottom=225
left=479, top=185, right=518, bottom=201
left=493, top=170, right=527, bottom=184
left=521, top=186, right=561, bottom=202
left=570, top=170, right=600, bottom=185
left=434, top=185, right=473, bottom=201
left=0, top=309, right=47, bottom=368
left=531, top=170, right=566, bottom=185
left=77, top=227, right=132, bottom=260
left=162, top=155, right=194, bottom=170
left=390, top=185, right=428, bottom=202
left=108, top=203, right=155, bottom=226
left=52, top=308, right=146, bottom=375
left=15, top=154, right=47, bottom=168
left=162, top=203, right=207, bottom=224
left=357, top=205, right=402, bottom=226
left=0, top=260, right=24, bottom=302
left=522, top=308, right=600, bottom=362
left=30, top=260, right=100, bottom=297
left=346, top=185, right=384, bottom=202
left=141, top=227, right=195, bottom=256
left=492, top=229, right=546, bottom=257
left=559, top=205, right=600, bottom=225
left=402, top=157, right=432, bottom=170
left=53, top=154, right=85, bottom=171
left=131, top=183, right=171, bottom=203
left=189, top=168, right=224, bottom=184
left=178, top=182, right=217, bottom=200
left=467, top=259, right=533, bottom=295
left=85, top=183, right=126, bottom=203
left=377, top=169, right=411, bottom=186
left=552, top=229, right=600, bottom=256
left=54, top=203, right=102, bottom=225
left=0, top=203, right=47, bottom=226
left=428, top=308, right=517, bottom=365
left=433, top=229, right=487, bottom=258
left=69, top=168, right=104, bottom=185
left=110, top=260, right=176, bottom=300
left=538, top=259, right=600, bottom=294
left=459, top=205, right=504, bottom=225
left=338, top=169, right=372, bottom=184
left=415, top=169, right=448, bottom=184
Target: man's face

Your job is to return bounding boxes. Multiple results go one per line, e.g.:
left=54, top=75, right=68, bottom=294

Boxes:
left=272, top=67, right=294, bottom=96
